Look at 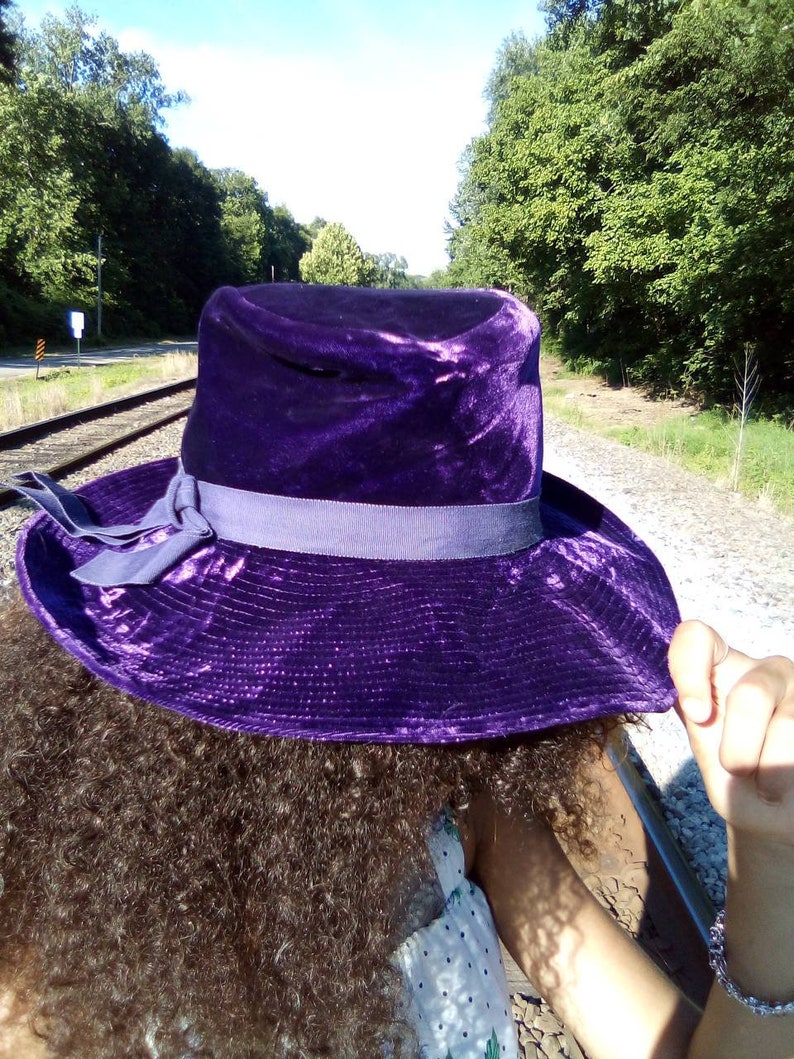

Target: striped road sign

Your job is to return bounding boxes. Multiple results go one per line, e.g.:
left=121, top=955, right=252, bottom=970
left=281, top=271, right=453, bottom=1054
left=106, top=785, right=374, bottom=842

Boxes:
left=35, top=339, right=45, bottom=361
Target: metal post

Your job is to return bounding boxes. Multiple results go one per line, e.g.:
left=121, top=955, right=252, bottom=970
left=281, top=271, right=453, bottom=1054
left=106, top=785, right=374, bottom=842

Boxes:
left=77, top=335, right=81, bottom=368
left=96, top=232, right=103, bottom=340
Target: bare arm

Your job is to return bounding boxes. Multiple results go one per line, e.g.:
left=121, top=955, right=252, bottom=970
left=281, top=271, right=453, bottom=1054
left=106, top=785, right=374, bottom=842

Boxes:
left=470, top=793, right=700, bottom=1059
left=669, top=621, right=794, bottom=1059
left=473, top=623, right=794, bottom=1059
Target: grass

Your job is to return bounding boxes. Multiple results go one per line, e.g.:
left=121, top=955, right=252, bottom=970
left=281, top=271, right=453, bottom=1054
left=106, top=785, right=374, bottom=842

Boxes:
left=542, top=357, right=794, bottom=518
left=0, top=352, right=197, bottom=432
left=610, top=410, right=794, bottom=516
left=542, top=373, right=794, bottom=518
left=542, top=384, right=588, bottom=429
left=5, top=348, right=792, bottom=517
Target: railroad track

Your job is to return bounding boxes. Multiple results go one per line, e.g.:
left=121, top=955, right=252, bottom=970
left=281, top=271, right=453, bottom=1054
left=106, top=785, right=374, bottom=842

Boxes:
left=0, top=377, right=196, bottom=506
left=0, top=391, right=717, bottom=1057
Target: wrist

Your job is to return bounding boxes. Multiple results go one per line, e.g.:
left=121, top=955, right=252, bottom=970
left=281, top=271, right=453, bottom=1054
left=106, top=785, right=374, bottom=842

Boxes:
left=723, top=827, right=794, bottom=1002
left=727, top=826, right=794, bottom=887
left=709, top=909, right=794, bottom=1016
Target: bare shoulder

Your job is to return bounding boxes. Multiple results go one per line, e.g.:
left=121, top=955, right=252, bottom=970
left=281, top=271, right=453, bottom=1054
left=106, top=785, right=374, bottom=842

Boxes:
left=0, top=991, right=48, bottom=1058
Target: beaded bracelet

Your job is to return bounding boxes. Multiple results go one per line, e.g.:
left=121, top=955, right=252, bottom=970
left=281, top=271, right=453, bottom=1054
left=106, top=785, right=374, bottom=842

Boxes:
left=709, top=909, right=794, bottom=1016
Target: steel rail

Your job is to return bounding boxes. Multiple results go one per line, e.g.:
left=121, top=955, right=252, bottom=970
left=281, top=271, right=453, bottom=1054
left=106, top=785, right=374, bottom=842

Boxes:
left=0, top=376, right=196, bottom=448
left=0, top=379, right=195, bottom=508
left=609, top=742, right=716, bottom=946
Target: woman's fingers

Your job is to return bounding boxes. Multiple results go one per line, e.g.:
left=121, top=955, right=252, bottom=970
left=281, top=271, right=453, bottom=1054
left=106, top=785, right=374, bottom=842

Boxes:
left=669, top=621, right=794, bottom=834
left=755, top=709, right=794, bottom=805
left=668, top=619, right=741, bottom=725
left=719, top=660, right=788, bottom=778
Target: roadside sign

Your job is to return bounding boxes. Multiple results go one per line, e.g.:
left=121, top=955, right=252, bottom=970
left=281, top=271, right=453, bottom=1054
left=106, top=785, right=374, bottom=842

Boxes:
left=69, top=310, right=85, bottom=339
left=35, top=337, right=45, bottom=379
left=68, top=310, right=85, bottom=367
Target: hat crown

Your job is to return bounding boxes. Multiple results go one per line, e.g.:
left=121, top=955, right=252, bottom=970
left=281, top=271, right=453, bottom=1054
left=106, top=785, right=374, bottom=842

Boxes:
left=181, top=285, right=543, bottom=505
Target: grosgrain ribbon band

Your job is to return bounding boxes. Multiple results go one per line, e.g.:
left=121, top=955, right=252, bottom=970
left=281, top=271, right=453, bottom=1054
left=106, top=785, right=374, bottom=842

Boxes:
left=196, top=478, right=543, bottom=560
left=8, top=469, right=544, bottom=587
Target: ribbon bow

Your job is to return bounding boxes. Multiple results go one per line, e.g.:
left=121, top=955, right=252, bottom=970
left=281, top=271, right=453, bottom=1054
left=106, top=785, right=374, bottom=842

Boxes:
left=11, top=471, right=214, bottom=587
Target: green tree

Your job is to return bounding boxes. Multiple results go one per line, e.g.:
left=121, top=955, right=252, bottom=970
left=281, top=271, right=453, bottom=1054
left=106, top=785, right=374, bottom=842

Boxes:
left=268, top=205, right=312, bottom=281
left=0, top=4, right=225, bottom=340
left=541, top=0, right=593, bottom=31
left=0, top=4, right=322, bottom=344
left=122, top=146, right=227, bottom=333
left=366, top=252, right=411, bottom=288
left=542, top=0, right=680, bottom=62
left=0, top=75, right=93, bottom=310
left=592, top=1, right=682, bottom=66
left=423, top=267, right=455, bottom=289
left=586, top=0, right=794, bottom=395
left=305, top=216, right=328, bottom=240
left=17, top=4, right=185, bottom=128
left=299, top=222, right=373, bottom=286
left=450, top=37, right=620, bottom=333
left=450, top=0, right=794, bottom=403
left=485, top=32, right=542, bottom=119
left=212, top=168, right=271, bottom=284
left=0, top=0, right=16, bottom=83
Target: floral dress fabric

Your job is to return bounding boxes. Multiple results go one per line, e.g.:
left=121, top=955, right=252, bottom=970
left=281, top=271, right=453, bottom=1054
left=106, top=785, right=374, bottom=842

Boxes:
left=393, top=813, right=518, bottom=1059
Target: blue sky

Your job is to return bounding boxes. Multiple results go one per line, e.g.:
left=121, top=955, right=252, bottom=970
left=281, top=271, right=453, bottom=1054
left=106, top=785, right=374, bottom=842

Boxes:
left=15, top=1, right=547, bottom=275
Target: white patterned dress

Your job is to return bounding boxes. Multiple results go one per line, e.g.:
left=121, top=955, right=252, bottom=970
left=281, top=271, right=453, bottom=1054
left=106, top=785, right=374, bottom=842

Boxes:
left=393, top=812, right=519, bottom=1059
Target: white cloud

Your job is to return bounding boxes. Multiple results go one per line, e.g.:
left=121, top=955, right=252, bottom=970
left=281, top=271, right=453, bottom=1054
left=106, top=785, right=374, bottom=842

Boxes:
left=21, top=1, right=546, bottom=272
left=120, top=30, right=492, bottom=274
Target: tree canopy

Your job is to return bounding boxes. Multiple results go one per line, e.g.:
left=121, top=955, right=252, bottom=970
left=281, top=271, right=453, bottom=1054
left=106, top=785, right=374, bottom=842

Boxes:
left=0, top=0, right=16, bottom=83
left=0, top=5, right=314, bottom=343
left=449, top=0, right=794, bottom=406
left=299, top=222, right=375, bottom=286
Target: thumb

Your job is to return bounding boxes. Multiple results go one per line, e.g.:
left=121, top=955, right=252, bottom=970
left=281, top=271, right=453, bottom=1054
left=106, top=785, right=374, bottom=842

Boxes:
left=668, top=619, right=730, bottom=726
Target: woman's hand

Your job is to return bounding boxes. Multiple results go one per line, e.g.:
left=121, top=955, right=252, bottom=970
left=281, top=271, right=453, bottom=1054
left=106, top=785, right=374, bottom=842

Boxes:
left=668, top=620, right=794, bottom=845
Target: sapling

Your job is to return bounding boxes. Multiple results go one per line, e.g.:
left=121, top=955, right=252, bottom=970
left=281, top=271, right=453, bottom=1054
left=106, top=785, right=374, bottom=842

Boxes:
left=730, top=343, right=760, bottom=493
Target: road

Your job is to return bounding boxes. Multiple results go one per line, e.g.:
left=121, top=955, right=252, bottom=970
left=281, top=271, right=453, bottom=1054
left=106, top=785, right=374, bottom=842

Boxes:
left=0, top=341, right=197, bottom=380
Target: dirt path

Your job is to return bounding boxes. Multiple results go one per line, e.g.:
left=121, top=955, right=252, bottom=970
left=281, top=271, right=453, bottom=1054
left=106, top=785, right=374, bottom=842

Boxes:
left=541, top=358, right=697, bottom=428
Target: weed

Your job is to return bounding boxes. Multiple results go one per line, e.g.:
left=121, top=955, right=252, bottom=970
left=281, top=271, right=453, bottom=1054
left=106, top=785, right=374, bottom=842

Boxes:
left=730, top=344, right=760, bottom=492
left=542, top=388, right=587, bottom=429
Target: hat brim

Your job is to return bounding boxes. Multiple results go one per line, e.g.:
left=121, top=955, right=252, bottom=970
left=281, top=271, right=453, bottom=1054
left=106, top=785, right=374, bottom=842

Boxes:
left=16, top=458, right=679, bottom=742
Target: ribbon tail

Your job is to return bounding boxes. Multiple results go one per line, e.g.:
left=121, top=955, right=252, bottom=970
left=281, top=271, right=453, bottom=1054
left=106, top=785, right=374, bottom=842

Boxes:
left=73, top=527, right=214, bottom=587
left=7, top=469, right=214, bottom=587
left=8, top=471, right=172, bottom=544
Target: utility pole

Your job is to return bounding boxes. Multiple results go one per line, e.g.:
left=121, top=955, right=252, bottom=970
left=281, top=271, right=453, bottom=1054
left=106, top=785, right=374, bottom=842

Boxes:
left=96, top=232, right=103, bottom=340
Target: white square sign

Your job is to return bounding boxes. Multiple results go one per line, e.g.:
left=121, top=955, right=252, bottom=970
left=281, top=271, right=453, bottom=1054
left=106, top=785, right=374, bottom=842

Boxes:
left=69, top=310, right=85, bottom=339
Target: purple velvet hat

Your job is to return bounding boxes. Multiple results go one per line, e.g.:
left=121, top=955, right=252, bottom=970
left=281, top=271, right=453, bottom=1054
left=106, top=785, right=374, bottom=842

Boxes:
left=12, top=284, right=680, bottom=742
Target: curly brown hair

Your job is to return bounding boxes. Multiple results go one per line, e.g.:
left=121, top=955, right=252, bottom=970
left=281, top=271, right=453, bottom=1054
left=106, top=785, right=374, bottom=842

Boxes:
left=0, top=597, right=614, bottom=1058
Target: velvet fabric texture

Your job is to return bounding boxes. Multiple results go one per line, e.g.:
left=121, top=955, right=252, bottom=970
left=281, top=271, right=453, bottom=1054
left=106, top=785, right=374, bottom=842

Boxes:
left=15, top=284, right=680, bottom=742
